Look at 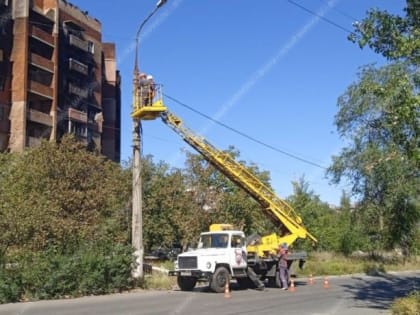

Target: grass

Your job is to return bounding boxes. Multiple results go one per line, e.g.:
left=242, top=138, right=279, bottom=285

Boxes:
left=141, top=260, right=176, bottom=290
left=301, top=252, right=420, bottom=277
left=143, top=273, right=175, bottom=290
left=391, top=291, right=420, bottom=315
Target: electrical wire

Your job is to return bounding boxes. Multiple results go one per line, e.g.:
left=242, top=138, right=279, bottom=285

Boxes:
left=163, top=93, right=327, bottom=170
left=287, top=0, right=354, bottom=34
left=317, top=0, right=358, bottom=21
left=25, top=2, right=355, bottom=39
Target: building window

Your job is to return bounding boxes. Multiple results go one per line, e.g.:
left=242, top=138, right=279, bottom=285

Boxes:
left=28, top=66, right=53, bottom=86
left=87, top=41, right=94, bottom=54
left=0, top=105, right=5, bottom=120
left=0, top=75, right=5, bottom=91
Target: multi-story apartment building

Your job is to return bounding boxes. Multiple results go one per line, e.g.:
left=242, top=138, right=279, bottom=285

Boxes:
left=0, top=0, right=120, bottom=162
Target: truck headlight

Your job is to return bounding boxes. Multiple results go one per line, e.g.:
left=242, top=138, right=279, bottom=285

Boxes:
left=206, top=262, right=212, bottom=269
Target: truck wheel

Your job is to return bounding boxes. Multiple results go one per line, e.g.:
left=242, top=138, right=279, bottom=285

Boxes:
left=210, top=266, right=230, bottom=293
left=177, top=276, right=197, bottom=291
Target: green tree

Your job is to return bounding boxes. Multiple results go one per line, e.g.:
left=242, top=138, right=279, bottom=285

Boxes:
left=174, top=147, right=274, bottom=246
left=328, top=62, right=419, bottom=255
left=141, top=155, right=194, bottom=251
left=206, top=148, right=275, bottom=236
left=336, top=191, right=367, bottom=256
left=0, top=135, right=131, bottom=253
left=330, top=0, right=420, bottom=255
left=287, top=177, right=337, bottom=251
left=349, top=0, right=419, bottom=65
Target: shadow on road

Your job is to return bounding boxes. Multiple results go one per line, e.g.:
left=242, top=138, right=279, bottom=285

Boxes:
left=341, top=273, right=419, bottom=310
left=172, top=281, right=270, bottom=293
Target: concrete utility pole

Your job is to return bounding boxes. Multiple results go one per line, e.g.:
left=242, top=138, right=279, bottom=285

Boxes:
left=132, top=0, right=167, bottom=279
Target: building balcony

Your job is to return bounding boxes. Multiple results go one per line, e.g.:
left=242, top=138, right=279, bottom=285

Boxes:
left=29, top=25, right=54, bottom=47
left=32, top=6, right=55, bottom=22
left=28, top=80, right=53, bottom=99
left=68, top=82, right=88, bottom=99
left=0, top=119, right=9, bottom=133
left=29, top=53, right=54, bottom=73
left=69, top=34, right=89, bottom=53
left=68, top=107, right=87, bottom=123
left=69, top=58, right=88, bottom=75
left=27, top=108, right=52, bottom=126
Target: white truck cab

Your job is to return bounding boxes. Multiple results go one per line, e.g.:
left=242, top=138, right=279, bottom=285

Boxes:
left=169, top=229, right=248, bottom=292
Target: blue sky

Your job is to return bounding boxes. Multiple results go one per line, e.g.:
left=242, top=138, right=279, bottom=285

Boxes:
left=71, top=0, right=405, bottom=206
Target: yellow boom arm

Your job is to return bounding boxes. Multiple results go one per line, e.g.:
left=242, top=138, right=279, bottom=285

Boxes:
left=161, top=112, right=317, bottom=245
left=132, top=89, right=317, bottom=257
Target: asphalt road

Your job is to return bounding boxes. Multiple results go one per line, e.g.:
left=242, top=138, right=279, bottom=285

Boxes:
left=0, top=271, right=418, bottom=315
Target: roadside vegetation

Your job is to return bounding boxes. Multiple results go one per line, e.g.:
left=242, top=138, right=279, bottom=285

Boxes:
left=391, top=291, right=420, bottom=315
left=303, top=252, right=420, bottom=277
left=0, top=137, right=135, bottom=304
left=0, top=0, right=418, bottom=308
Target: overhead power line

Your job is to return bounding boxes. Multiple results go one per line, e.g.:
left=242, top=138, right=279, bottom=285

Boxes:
left=164, top=93, right=327, bottom=170
left=317, top=0, right=358, bottom=21
left=287, top=0, right=354, bottom=34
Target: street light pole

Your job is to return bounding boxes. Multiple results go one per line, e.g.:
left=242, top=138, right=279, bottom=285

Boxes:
left=132, top=0, right=167, bottom=279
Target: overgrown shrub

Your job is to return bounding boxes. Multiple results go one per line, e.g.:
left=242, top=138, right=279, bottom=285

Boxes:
left=391, top=291, right=420, bottom=315
left=0, top=266, right=23, bottom=303
left=0, top=242, right=136, bottom=303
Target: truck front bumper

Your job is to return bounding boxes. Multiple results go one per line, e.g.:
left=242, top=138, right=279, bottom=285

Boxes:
left=168, top=270, right=212, bottom=280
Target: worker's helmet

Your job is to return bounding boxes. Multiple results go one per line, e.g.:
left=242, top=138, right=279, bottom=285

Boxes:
left=147, top=75, right=154, bottom=80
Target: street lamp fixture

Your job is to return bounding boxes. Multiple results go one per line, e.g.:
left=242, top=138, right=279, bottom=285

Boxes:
left=132, top=0, right=168, bottom=280
left=134, top=0, right=168, bottom=74
left=157, top=0, right=167, bottom=8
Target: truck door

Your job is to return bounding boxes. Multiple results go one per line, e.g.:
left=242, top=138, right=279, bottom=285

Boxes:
left=230, top=234, right=247, bottom=269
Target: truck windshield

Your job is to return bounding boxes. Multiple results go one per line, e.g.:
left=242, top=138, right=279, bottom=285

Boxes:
left=198, top=233, right=229, bottom=249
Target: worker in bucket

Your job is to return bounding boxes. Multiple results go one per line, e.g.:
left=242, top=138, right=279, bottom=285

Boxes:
left=146, top=74, right=156, bottom=105
left=138, top=73, right=153, bottom=106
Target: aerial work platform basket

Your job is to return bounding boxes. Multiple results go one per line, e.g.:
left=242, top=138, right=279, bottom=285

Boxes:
left=131, top=83, right=167, bottom=120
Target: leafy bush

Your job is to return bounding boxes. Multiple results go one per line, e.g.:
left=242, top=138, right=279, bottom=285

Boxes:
left=391, top=291, right=420, bottom=315
left=0, top=137, right=131, bottom=253
left=0, top=242, right=136, bottom=303
left=0, top=266, right=23, bottom=303
left=363, top=262, right=386, bottom=276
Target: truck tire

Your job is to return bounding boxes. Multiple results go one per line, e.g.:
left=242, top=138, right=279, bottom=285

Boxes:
left=210, top=266, right=230, bottom=293
left=177, top=276, right=197, bottom=291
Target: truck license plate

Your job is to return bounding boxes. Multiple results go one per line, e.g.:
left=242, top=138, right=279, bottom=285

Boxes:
left=181, top=271, right=191, bottom=276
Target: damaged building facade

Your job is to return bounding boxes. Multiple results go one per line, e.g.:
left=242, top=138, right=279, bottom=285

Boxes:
left=0, top=0, right=121, bottom=162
